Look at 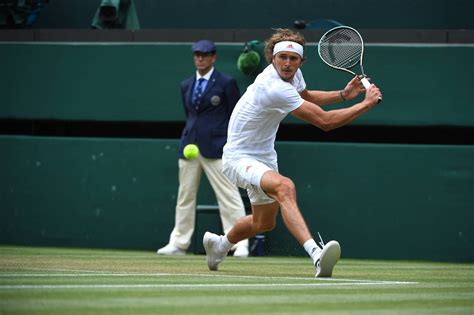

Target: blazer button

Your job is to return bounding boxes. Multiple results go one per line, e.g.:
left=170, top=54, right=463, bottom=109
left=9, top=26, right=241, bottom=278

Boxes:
left=195, top=106, right=199, bottom=110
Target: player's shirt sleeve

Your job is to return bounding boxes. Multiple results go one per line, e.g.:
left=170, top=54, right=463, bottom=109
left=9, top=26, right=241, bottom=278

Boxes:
left=269, top=81, right=304, bottom=114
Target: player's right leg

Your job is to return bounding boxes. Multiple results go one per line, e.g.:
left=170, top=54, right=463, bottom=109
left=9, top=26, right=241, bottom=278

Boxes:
left=260, top=171, right=341, bottom=277
left=260, top=171, right=312, bottom=245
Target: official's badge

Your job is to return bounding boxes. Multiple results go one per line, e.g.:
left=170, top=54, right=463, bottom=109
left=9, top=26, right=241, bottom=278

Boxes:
left=211, top=95, right=221, bottom=106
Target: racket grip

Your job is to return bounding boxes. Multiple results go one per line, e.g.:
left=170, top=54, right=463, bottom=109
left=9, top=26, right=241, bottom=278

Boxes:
left=360, top=77, right=371, bottom=89
left=361, top=77, right=382, bottom=104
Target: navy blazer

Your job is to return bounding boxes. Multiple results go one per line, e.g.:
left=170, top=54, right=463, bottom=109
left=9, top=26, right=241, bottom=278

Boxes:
left=179, top=70, right=240, bottom=159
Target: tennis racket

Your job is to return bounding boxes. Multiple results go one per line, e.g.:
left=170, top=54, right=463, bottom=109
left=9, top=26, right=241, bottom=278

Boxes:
left=318, top=26, right=382, bottom=103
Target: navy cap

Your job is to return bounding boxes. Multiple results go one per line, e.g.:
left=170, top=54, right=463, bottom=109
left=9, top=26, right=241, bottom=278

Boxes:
left=191, top=40, right=216, bottom=53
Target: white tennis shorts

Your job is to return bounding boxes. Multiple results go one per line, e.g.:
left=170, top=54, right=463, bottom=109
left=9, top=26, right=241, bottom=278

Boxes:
left=222, top=157, right=277, bottom=205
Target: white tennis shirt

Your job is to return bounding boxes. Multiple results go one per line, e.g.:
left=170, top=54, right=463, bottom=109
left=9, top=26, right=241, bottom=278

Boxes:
left=223, top=64, right=306, bottom=163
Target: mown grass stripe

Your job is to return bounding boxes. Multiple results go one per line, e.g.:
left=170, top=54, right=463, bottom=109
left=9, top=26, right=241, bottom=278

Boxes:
left=0, top=281, right=417, bottom=290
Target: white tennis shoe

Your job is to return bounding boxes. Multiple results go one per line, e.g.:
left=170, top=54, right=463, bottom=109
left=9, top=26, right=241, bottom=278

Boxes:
left=315, top=240, right=341, bottom=278
left=203, top=232, right=227, bottom=271
left=156, top=244, right=186, bottom=256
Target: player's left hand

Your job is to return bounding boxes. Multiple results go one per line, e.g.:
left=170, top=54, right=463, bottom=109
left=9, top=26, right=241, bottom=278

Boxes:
left=340, top=75, right=365, bottom=100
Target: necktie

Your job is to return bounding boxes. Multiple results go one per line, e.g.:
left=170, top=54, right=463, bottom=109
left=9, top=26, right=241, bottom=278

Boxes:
left=193, top=78, right=205, bottom=105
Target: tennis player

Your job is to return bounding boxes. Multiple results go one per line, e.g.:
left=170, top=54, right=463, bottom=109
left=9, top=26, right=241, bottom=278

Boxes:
left=203, top=28, right=382, bottom=277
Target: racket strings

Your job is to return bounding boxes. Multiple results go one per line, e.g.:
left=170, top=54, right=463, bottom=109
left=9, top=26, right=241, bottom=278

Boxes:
left=319, top=28, right=362, bottom=69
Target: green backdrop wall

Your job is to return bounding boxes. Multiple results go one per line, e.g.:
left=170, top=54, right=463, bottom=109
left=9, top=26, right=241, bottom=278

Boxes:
left=1, top=42, right=473, bottom=262
left=1, top=43, right=473, bottom=126
left=0, top=136, right=472, bottom=262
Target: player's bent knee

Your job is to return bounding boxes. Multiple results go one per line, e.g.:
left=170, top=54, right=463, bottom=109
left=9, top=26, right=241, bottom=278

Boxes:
left=275, top=177, right=296, bottom=201
left=254, top=220, right=276, bottom=233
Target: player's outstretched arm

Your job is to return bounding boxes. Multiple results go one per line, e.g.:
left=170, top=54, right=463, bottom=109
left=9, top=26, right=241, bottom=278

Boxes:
left=300, top=89, right=344, bottom=106
left=292, top=84, right=381, bottom=131
left=299, top=76, right=365, bottom=106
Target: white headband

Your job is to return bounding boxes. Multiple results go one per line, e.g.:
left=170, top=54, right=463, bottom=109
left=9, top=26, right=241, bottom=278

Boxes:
left=273, top=41, right=304, bottom=58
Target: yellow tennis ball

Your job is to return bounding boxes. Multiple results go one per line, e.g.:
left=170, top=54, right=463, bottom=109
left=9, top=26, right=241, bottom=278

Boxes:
left=183, top=144, right=199, bottom=160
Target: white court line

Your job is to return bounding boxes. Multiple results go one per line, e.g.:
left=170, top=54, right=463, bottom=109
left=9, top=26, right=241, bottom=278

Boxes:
left=0, top=271, right=418, bottom=285
left=0, top=267, right=100, bottom=273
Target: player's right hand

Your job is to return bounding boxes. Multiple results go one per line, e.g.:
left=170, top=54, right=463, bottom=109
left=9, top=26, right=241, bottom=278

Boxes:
left=365, top=84, right=382, bottom=107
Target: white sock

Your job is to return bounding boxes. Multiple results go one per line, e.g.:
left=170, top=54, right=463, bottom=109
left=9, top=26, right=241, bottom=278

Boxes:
left=219, top=235, right=234, bottom=253
left=303, top=239, right=322, bottom=265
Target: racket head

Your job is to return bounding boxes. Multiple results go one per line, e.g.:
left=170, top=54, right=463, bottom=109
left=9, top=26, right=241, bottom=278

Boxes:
left=318, top=26, right=364, bottom=75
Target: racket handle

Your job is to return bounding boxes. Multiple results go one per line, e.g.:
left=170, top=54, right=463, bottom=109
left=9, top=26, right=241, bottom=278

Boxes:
left=361, top=77, right=382, bottom=104
left=360, top=77, right=371, bottom=89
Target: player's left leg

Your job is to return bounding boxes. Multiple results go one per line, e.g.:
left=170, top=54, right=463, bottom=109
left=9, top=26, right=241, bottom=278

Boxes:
left=200, top=157, right=249, bottom=256
left=204, top=201, right=279, bottom=271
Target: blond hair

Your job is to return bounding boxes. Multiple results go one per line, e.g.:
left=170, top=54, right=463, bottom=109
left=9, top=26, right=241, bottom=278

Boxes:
left=264, top=28, right=306, bottom=63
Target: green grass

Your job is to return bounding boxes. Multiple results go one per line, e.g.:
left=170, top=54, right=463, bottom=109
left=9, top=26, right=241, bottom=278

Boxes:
left=0, top=246, right=473, bottom=315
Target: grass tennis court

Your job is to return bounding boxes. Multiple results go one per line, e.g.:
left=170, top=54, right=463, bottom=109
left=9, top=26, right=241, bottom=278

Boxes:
left=0, top=246, right=473, bottom=315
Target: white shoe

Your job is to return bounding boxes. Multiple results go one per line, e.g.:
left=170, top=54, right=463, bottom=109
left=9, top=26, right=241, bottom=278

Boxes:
left=315, top=240, right=341, bottom=278
left=233, top=243, right=249, bottom=257
left=203, top=232, right=227, bottom=271
left=156, top=244, right=186, bottom=256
